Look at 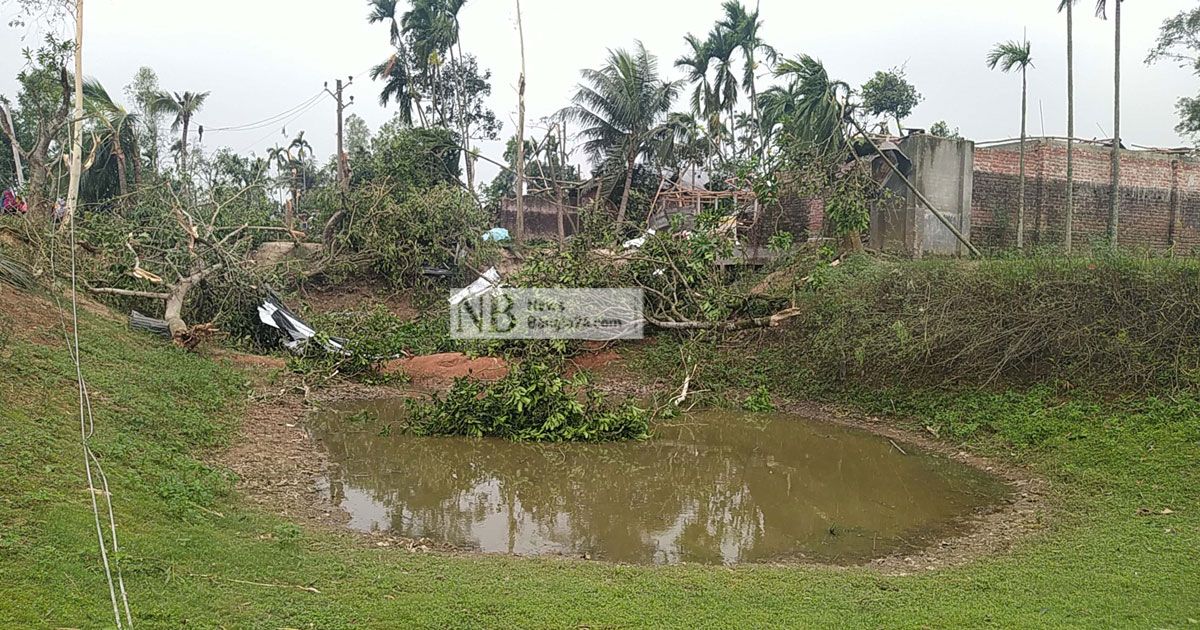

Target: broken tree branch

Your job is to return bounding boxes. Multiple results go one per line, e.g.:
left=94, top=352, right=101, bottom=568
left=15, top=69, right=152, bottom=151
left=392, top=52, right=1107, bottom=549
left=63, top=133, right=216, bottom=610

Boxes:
left=646, top=307, right=806, bottom=331
left=90, top=287, right=171, bottom=300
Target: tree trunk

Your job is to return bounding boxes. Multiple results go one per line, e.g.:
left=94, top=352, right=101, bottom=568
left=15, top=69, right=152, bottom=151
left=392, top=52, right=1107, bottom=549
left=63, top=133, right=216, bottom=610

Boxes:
left=61, top=0, right=85, bottom=229
left=112, top=134, right=129, bottom=199
left=26, top=143, right=49, bottom=216
left=164, top=263, right=223, bottom=344
left=130, top=128, right=143, bottom=189
left=748, top=49, right=763, bottom=164
left=1017, top=67, right=1027, bottom=251
left=1065, top=0, right=1075, bottom=254
left=180, top=115, right=189, bottom=174
left=616, top=153, right=635, bottom=226
left=1108, top=0, right=1121, bottom=246
left=514, top=0, right=527, bottom=244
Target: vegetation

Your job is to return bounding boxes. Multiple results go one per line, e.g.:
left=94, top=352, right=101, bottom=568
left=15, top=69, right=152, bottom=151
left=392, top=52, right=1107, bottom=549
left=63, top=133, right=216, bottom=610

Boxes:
left=1148, top=3, right=1200, bottom=141
left=404, top=362, right=650, bottom=442
left=987, top=39, right=1035, bottom=250
left=567, top=43, right=680, bottom=226
left=2, top=1, right=1199, bottom=626
left=1, top=282, right=1199, bottom=627
left=860, top=66, right=923, bottom=134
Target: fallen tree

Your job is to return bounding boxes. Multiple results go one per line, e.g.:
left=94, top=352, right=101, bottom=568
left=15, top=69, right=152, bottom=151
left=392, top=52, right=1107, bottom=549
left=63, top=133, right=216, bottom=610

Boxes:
left=85, top=186, right=276, bottom=349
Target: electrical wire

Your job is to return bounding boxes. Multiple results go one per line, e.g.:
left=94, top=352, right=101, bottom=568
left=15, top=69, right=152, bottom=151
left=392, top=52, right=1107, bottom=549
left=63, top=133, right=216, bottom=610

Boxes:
left=198, top=90, right=325, bottom=134
left=49, top=216, right=133, bottom=628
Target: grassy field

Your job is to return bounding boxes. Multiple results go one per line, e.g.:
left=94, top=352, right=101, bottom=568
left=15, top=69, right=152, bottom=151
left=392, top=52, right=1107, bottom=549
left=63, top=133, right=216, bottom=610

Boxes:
left=1, top=300, right=1198, bottom=628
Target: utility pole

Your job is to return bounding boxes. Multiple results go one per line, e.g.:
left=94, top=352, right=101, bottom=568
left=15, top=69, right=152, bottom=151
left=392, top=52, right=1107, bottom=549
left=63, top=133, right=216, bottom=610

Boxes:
left=61, top=0, right=85, bottom=229
left=324, top=77, right=354, bottom=192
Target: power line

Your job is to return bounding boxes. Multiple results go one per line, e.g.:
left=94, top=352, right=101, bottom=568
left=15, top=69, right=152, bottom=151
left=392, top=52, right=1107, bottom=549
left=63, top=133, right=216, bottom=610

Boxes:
left=199, top=91, right=325, bottom=134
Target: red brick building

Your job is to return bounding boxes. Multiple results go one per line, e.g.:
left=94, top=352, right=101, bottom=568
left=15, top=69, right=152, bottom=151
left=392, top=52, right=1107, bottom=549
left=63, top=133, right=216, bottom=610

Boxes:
left=972, top=139, right=1200, bottom=252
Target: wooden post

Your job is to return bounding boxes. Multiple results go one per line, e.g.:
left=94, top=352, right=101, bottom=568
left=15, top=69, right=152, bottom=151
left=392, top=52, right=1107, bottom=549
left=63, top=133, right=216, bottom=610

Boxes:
left=61, top=0, right=85, bottom=229
left=514, top=0, right=527, bottom=244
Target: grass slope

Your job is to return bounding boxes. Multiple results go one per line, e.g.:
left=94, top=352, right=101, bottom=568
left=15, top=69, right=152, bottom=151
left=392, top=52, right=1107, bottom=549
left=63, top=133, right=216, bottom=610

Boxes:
left=1, top=301, right=1198, bottom=628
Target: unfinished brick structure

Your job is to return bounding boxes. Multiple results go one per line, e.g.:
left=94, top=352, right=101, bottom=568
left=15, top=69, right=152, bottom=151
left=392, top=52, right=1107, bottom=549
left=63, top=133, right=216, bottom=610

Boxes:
left=972, top=139, right=1200, bottom=252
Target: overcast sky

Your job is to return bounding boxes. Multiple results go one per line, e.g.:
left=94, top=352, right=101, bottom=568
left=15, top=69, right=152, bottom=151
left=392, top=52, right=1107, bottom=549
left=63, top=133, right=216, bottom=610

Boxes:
left=2, top=0, right=1196, bottom=183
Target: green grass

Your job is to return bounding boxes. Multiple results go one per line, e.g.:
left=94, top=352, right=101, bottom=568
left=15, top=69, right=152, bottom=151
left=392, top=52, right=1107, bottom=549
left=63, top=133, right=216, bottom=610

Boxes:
left=1, top=307, right=1199, bottom=628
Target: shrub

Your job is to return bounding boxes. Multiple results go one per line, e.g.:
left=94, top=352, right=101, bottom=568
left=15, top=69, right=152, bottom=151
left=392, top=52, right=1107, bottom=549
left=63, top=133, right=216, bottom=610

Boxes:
left=788, top=253, right=1200, bottom=391
left=337, top=184, right=495, bottom=287
left=403, top=362, right=650, bottom=442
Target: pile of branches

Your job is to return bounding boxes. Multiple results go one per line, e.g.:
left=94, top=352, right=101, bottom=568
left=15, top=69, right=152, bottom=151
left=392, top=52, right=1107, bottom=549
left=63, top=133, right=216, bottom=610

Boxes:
left=790, top=254, right=1200, bottom=391
left=82, top=186, right=285, bottom=348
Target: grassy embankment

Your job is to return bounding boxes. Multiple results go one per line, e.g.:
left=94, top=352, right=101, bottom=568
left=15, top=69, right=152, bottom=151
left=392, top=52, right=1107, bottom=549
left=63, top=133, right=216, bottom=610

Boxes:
left=1, top=256, right=1199, bottom=628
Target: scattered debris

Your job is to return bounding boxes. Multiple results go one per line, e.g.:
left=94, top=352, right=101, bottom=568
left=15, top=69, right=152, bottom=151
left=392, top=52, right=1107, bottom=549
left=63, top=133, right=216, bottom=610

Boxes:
left=258, top=295, right=348, bottom=355
left=448, top=266, right=501, bottom=306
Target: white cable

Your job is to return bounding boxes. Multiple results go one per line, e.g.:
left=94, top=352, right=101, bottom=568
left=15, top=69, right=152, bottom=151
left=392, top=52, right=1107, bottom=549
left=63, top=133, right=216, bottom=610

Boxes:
left=51, top=217, right=133, bottom=628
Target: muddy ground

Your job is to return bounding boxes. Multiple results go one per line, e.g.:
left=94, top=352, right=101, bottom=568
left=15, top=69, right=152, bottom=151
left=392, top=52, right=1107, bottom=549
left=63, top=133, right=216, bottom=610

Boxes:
left=212, top=348, right=1048, bottom=574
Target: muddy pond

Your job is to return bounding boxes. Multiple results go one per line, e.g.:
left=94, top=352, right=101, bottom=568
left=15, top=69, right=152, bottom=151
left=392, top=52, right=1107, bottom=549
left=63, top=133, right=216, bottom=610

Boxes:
left=310, top=401, right=1008, bottom=565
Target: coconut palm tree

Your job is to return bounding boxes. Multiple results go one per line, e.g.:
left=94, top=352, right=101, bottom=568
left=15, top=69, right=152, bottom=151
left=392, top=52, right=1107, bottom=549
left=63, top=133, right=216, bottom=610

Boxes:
left=83, top=78, right=141, bottom=198
left=988, top=39, right=1035, bottom=250
left=718, top=0, right=776, bottom=160
left=1059, top=0, right=1078, bottom=253
left=150, top=90, right=209, bottom=175
left=567, top=42, right=681, bottom=225
left=1096, top=0, right=1122, bottom=245
left=656, top=111, right=712, bottom=180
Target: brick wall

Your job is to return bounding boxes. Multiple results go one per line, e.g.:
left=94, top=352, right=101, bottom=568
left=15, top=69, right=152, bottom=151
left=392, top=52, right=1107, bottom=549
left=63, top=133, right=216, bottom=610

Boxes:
left=972, top=140, right=1200, bottom=252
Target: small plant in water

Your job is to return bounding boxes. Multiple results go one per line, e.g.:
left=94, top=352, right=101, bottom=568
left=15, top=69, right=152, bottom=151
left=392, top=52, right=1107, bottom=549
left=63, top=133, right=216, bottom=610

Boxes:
left=742, top=385, right=776, bottom=412
left=404, top=362, right=649, bottom=442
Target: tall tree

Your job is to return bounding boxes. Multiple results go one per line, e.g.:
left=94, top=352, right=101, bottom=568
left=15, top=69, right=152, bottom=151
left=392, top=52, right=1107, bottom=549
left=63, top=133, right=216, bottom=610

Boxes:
left=514, top=0, right=526, bottom=242
left=706, top=27, right=740, bottom=159
left=988, top=39, right=1035, bottom=250
left=0, top=37, right=72, bottom=215
left=124, top=66, right=161, bottom=177
left=62, top=0, right=84, bottom=228
left=150, top=89, right=209, bottom=177
left=1096, top=0, right=1122, bottom=245
left=675, top=34, right=717, bottom=138
left=567, top=42, right=681, bottom=225
left=370, top=52, right=420, bottom=125
left=1059, top=0, right=1078, bottom=253
left=718, top=0, right=775, bottom=160
left=367, top=0, right=401, bottom=45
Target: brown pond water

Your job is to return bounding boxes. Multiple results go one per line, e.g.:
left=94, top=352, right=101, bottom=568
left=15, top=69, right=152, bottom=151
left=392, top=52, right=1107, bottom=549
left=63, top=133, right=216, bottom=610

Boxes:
left=310, top=402, right=1008, bottom=565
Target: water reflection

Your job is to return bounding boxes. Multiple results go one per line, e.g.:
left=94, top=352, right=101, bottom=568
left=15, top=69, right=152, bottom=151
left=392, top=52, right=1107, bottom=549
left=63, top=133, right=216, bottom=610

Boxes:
left=311, top=402, right=1006, bottom=565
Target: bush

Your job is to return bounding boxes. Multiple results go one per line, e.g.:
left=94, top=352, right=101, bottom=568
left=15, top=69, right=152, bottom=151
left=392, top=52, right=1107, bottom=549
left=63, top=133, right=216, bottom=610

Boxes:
left=403, top=362, right=650, bottom=442
left=337, top=183, right=495, bottom=287
left=289, top=306, right=455, bottom=376
left=359, top=123, right=460, bottom=190
left=788, top=253, right=1200, bottom=390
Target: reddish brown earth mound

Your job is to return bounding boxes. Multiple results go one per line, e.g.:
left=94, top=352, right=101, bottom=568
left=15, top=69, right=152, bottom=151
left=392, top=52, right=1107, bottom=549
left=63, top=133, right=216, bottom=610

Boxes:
left=382, top=352, right=508, bottom=384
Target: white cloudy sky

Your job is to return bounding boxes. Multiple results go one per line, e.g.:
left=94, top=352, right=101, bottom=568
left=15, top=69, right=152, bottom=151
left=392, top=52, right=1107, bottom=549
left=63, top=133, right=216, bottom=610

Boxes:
left=2, top=0, right=1196, bottom=183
